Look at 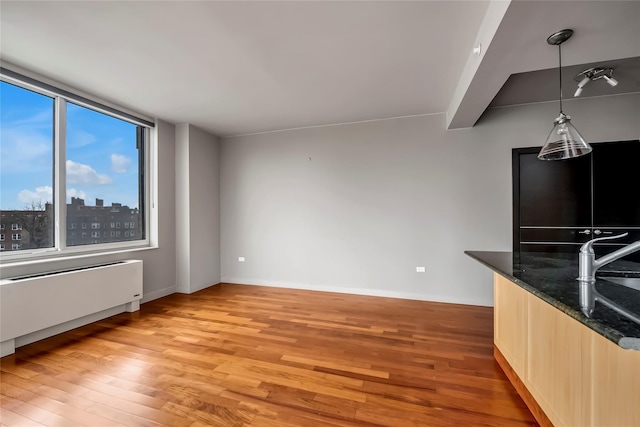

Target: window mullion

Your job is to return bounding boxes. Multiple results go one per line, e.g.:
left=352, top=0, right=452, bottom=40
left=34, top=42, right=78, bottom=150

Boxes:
left=55, top=97, right=67, bottom=251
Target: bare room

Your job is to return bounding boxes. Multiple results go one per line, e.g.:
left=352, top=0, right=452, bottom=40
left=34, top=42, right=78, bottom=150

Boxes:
left=1, top=1, right=639, bottom=426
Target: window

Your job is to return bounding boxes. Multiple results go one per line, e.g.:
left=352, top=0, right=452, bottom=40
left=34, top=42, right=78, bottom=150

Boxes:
left=110, top=222, right=115, bottom=229
left=130, top=221, right=135, bottom=228
left=116, top=231, right=121, bottom=237
left=124, top=231, right=129, bottom=237
left=12, top=234, right=22, bottom=240
left=0, top=244, right=4, bottom=251
left=0, top=224, right=4, bottom=230
left=0, top=234, right=3, bottom=241
left=81, top=232, right=87, bottom=238
left=12, top=243, right=21, bottom=250
left=91, top=231, right=100, bottom=238
left=124, top=222, right=129, bottom=229
left=1, top=71, right=152, bottom=260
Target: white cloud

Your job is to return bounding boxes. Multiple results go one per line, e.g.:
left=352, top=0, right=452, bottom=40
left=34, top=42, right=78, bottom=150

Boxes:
left=18, top=186, right=53, bottom=206
left=66, top=160, right=112, bottom=185
left=66, top=188, right=88, bottom=203
left=0, top=109, right=54, bottom=173
left=17, top=186, right=89, bottom=206
left=0, top=128, right=52, bottom=174
left=111, top=154, right=132, bottom=173
left=68, top=129, right=97, bottom=148
left=7, top=110, right=53, bottom=128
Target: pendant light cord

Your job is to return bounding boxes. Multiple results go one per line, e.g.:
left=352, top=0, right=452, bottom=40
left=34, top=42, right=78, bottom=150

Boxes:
left=558, top=43, right=563, bottom=114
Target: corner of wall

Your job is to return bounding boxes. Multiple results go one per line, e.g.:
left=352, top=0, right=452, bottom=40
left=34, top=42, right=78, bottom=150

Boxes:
left=175, top=124, right=191, bottom=293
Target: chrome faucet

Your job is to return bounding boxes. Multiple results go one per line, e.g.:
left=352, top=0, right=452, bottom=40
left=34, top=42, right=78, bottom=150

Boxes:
left=578, top=233, right=640, bottom=283
left=579, top=280, right=640, bottom=325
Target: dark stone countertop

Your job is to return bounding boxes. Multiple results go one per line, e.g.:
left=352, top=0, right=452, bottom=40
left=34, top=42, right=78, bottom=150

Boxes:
left=466, top=250, right=640, bottom=350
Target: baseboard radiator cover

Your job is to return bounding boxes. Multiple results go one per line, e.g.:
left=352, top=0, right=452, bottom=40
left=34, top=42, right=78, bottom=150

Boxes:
left=0, top=259, right=143, bottom=357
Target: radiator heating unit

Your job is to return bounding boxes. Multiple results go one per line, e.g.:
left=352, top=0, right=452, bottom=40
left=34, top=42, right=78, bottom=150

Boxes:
left=0, top=259, right=142, bottom=357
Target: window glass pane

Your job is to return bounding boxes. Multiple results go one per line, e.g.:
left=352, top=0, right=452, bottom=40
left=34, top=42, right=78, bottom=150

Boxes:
left=66, top=102, right=144, bottom=246
left=0, top=81, right=55, bottom=252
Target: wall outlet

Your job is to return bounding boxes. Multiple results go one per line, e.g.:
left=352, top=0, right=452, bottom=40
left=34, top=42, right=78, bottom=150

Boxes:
left=416, top=266, right=426, bottom=273
left=238, top=257, right=245, bottom=262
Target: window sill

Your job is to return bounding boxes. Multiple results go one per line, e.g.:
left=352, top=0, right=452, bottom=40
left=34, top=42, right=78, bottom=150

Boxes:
left=0, top=244, right=158, bottom=270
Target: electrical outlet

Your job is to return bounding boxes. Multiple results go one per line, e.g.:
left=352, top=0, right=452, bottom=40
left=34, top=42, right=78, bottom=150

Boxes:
left=416, top=266, right=426, bottom=273
left=238, top=257, right=245, bottom=262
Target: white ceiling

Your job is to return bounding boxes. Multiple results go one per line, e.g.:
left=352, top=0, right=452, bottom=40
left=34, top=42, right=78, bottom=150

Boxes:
left=447, top=0, right=640, bottom=128
left=1, top=1, right=639, bottom=137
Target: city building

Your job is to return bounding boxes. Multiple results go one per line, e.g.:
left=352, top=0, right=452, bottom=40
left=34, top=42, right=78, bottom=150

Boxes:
left=0, top=198, right=141, bottom=251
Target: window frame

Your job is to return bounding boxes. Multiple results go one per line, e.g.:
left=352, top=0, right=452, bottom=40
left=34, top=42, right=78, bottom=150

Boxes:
left=0, top=68, right=155, bottom=264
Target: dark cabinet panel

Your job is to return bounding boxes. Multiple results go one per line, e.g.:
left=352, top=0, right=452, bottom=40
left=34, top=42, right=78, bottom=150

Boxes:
left=513, top=140, right=640, bottom=257
left=517, top=151, right=592, bottom=227
left=520, top=243, right=582, bottom=254
left=520, top=228, right=593, bottom=243
left=592, top=141, right=640, bottom=227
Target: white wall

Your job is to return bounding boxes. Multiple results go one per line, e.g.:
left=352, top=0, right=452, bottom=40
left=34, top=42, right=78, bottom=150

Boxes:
left=220, top=93, right=640, bottom=306
left=142, top=119, right=178, bottom=301
left=175, top=124, right=191, bottom=293
left=175, top=124, right=221, bottom=293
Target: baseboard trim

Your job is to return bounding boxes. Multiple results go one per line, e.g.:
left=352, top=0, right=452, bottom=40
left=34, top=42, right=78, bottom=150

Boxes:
left=494, top=346, right=553, bottom=427
left=141, top=285, right=177, bottom=303
left=221, top=278, right=492, bottom=307
left=12, top=305, right=128, bottom=352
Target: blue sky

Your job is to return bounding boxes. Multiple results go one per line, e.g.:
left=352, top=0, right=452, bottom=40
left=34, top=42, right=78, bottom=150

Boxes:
left=1, top=81, right=140, bottom=210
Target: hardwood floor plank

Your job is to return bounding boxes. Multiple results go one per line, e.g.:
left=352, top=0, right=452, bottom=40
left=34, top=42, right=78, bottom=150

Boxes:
left=281, top=354, right=390, bottom=379
left=1, top=394, right=85, bottom=427
left=1, top=283, right=537, bottom=426
left=0, top=407, right=48, bottom=427
left=26, top=394, right=127, bottom=427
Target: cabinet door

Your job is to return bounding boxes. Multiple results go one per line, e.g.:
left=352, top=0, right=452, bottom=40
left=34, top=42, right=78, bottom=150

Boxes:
left=593, top=140, right=640, bottom=227
left=526, top=293, right=583, bottom=427
left=494, top=274, right=527, bottom=377
left=582, top=328, right=640, bottom=427
left=517, top=150, right=592, bottom=227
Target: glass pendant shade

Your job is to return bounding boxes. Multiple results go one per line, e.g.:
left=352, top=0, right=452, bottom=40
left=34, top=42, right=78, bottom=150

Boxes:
left=538, top=113, right=592, bottom=160
left=538, top=29, right=592, bottom=161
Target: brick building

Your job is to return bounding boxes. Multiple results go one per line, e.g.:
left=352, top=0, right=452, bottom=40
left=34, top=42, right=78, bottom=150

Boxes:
left=0, top=198, right=142, bottom=252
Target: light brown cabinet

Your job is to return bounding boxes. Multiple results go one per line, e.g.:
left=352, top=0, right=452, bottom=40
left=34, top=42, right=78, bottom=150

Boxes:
left=494, top=274, right=527, bottom=375
left=494, top=273, right=640, bottom=427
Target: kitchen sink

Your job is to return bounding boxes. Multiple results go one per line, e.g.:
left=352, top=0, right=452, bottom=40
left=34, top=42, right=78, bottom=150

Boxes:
left=600, top=276, right=640, bottom=292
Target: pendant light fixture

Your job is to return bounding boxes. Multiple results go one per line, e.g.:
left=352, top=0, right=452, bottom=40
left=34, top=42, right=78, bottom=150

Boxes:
left=538, top=29, right=592, bottom=161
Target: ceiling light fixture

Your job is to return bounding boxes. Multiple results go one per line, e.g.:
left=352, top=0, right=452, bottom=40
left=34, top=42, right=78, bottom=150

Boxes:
left=574, top=76, right=590, bottom=97
left=603, top=74, right=619, bottom=87
left=574, top=67, right=619, bottom=97
left=538, top=29, right=592, bottom=161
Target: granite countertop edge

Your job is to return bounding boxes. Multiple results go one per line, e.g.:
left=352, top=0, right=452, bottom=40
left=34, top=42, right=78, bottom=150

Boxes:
left=465, top=250, right=640, bottom=351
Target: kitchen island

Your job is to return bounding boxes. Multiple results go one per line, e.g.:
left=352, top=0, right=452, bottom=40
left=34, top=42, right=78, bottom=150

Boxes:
left=467, top=251, right=640, bottom=427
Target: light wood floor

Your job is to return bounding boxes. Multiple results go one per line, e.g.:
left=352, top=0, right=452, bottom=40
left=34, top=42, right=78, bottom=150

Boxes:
left=1, top=284, right=537, bottom=426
